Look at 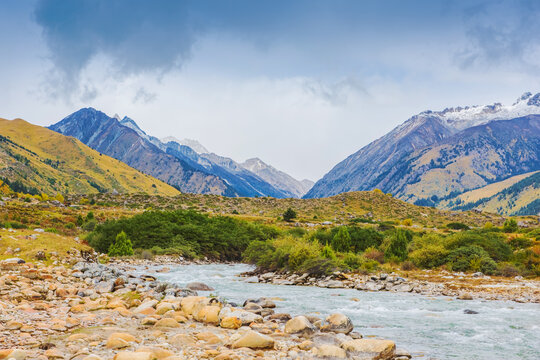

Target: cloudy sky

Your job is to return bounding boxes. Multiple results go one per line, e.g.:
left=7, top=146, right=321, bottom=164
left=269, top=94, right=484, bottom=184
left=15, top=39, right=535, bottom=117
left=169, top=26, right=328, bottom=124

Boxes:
left=1, top=0, right=539, bottom=181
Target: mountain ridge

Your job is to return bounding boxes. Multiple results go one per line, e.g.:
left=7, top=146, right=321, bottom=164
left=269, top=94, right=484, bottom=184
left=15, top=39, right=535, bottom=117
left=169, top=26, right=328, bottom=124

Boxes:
left=305, top=93, right=540, bottom=215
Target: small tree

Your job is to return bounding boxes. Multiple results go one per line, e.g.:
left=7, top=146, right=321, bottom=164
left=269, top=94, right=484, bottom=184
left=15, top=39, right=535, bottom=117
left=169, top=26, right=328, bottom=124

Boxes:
left=332, top=226, right=351, bottom=252
left=54, top=193, right=64, bottom=203
left=283, top=208, right=297, bottom=222
left=108, top=231, right=134, bottom=257
left=503, top=219, right=518, bottom=233
left=385, top=228, right=411, bottom=261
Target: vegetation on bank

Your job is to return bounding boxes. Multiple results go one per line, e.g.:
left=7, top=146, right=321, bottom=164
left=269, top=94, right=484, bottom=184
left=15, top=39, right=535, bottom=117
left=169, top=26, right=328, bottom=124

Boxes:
left=243, top=224, right=540, bottom=277
left=1, top=193, right=538, bottom=278
left=87, top=209, right=278, bottom=260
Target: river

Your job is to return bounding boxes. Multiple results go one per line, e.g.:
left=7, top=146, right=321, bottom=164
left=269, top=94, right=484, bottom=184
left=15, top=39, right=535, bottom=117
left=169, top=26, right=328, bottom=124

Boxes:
left=142, top=263, right=540, bottom=359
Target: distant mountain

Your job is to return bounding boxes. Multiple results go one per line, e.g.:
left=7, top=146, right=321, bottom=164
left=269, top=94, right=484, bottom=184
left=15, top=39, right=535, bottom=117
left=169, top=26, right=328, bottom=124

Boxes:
left=241, top=158, right=314, bottom=197
left=305, top=93, right=540, bottom=215
left=49, top=108, right=237, bottom=196
left=49, top=108, right=306, bottom=198
left=163, top=137, right=209, bottom=154
left=0, top=118, right=179, bottom=196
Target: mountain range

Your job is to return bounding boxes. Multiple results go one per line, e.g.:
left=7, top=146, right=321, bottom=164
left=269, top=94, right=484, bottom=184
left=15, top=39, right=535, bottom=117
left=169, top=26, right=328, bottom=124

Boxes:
left=305, top=92, right=540, bottom=215
left=49, top=108, right=312, bottom=198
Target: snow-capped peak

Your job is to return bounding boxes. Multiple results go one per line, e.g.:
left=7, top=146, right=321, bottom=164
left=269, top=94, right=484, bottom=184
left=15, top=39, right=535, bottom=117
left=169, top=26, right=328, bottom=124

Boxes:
left=417, top=92, right=540, bottom=131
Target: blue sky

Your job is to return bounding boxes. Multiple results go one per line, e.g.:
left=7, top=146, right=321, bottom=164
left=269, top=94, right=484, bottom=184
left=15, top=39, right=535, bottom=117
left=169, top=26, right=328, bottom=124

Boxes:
left=1, top=0, right=539, bottom=180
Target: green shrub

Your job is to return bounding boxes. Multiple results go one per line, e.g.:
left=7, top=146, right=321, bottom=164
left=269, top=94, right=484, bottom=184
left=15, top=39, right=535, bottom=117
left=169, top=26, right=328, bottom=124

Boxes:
left=503, top=218, right=518, bottom=233
left=332, top=227, right=351, bottom=252
left=88, top=209, right=278, bottom=261
left=348, top=227, right=383, bottom=252
left=283, top=208, right=297, bottom=222
left=321, top=244, right=336, bottom=259
left=288, top=240, right=320, bottom=270
left=508, top=237, right=533, bottom=250
left=108, top=231, right=134, bottom=257
left=65, top=222, right=75, bottom=229
left=497, top=263, right=520, bottom=277
left=299, top=257, right=344, bottom=276
left=384, top=228, right=412, bottom=261
left=447, top=222, right=470, bottom=230
left=445, top=231, right=512, bottom=262
left=446, top=245, right=497, bottom=274
left=83, top=219, right=97, bottom=232
left=409, top=244, right=449, bottom=268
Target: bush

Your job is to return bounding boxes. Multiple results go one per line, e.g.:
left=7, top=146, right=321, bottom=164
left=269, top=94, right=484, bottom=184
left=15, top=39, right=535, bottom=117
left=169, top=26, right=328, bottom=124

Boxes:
left=445, top=231, right=512, bottom=262
left=447, top=222, right=470, bottom=230
left=363, top=247, right=385, bottom=263
left=409, top=244, right=449, bottom=268
left=139, top=250, right=154, bottom=260
left=384, top=228, right=412, bottom=261
left=288, top=239, right=320, bottom=271
left=402, top=219, right=412, bottom=226
left=508, top=237, right=533, bottom=250
left=108, top=231, right=134, bottom=257
left=503, top=219, right=518, bottom=233
left=498, top=263, right=520, bottom=277
left=446, top=245, right=497, bottom=274
left=401, top=260, right=415, bottom=271
left=348, top=227, right=384, bottom=252
left=88, top=209, right=278, bottom=261
left=332, top=227, right=351, bottom=252
left=321, top=244, right=336, bottom=259
left=82, top=219, right=97, bottom=232
left=283, top=208, right=297, bottom=222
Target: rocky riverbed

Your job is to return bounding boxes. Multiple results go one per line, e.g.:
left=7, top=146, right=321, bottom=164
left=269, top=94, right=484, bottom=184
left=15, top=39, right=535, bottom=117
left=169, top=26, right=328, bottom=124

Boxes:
left=242, top=268, right=540, bottom=303
left=0, top=256, right=408, bottom=360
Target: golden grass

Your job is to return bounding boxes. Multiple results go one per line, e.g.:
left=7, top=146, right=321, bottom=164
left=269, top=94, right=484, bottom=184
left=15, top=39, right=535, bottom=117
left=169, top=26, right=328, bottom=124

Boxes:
left=0, top=228, right=90, bottom=262
left=0, top=118, right=180, bottom=196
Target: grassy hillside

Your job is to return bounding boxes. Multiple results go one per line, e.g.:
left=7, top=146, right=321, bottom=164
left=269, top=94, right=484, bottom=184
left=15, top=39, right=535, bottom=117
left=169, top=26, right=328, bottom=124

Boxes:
left=441, top=172, right=540, bottom=215
left=0, top=118, right=180, bottom=196
left=62, top=190, right=532, bottom=228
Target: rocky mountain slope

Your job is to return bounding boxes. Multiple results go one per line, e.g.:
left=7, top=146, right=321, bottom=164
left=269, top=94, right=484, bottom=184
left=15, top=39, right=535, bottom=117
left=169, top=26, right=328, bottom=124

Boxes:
left=50, top=108, right=310, bottom=198
left=305, top=93, right=540, bottom=215
left=241, top=157, right=314, bottom=198
left=0, top=118, right=179, bottom=196
left=49, top=108, right=236, bottom=196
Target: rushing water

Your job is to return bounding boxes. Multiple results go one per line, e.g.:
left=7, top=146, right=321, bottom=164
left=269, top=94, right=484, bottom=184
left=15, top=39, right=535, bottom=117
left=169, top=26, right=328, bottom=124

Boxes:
left=141, top=263, right=540, bottom=360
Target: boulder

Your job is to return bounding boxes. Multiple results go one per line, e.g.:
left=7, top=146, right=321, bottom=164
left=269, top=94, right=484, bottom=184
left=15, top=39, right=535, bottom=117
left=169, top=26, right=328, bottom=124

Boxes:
left=106, top=333, right=139, bottom=349
left=312, top=344, right=347, bottom=358
left=113, top=352, right=154, bottom=360
left=243, top=302, right=263, bottom=314
left=180, top=296, right=209, bottom=316
left=194, top=305, right=221, bottom=324
left=341, top=339, right=396, bottom=359
left=220, top=316, right=242, bottom=329
left=284, top=316, right=316, bottom=336
left=219, top=307, right=263, bottom=325
left=321, top=313, right=353, bottom=334
left=134, top=300, right=158, bottom=314
left=154, top=318, right=180, bottom=328
left=231, top=330, right=275, bottom=349
left=169, top=334, right=196, bottom=347
left=0, top=349, right=26, bottom=360
left=186, top=282, right=214, bottom=291
left=156, top=302, right=175, bottom=315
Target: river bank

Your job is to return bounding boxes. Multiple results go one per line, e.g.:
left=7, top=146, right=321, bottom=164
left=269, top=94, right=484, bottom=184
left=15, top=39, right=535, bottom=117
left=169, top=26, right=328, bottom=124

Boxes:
left=240, top=267, right=540, bottom=304
left=0, top=255, right=407, bottom=360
